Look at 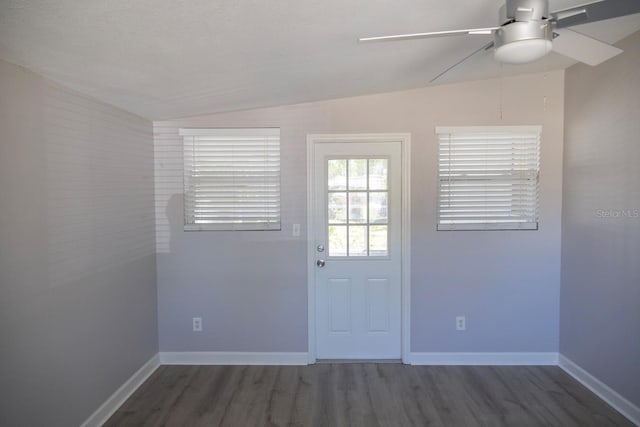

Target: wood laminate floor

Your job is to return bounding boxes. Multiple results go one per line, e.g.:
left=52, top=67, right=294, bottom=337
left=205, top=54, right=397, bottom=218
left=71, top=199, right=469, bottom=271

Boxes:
left=104, top=364, right=633, bottom=427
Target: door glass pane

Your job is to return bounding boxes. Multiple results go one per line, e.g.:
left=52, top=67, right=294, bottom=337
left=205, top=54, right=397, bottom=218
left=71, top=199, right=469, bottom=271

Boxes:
left=369, top=159, right=388, bottom=190
left=369, top=192, right=388, bottom=224
left=328, top=193, right=347, bottom=224
left=326, top=157, right=390, bottom=257
left=348, top=159, right=367, bottom=190
left=328, top=159, right=347, bottom=190
left=348, top=226, right=367, bottom=256
left=348, top=192, right=367, bottom=224
left=328, top=225, right=347, bottom=256
left=369, top=225, right=388, bottom=256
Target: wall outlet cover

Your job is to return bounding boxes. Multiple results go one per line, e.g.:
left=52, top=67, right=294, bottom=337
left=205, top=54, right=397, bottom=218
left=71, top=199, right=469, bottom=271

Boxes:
left=192, top=317, right=203, bottom=332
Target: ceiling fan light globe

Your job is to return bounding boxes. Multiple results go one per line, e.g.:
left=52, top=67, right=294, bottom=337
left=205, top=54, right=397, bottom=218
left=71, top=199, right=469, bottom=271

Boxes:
left=494, top=39, right=553, bottom=64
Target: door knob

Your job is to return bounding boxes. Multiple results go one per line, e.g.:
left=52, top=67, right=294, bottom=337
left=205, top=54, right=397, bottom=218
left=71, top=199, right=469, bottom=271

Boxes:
left=316, top=259, right=325, bottom=268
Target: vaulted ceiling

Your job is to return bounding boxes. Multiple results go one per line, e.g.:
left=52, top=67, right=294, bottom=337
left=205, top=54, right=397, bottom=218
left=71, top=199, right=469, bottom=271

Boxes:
left=1, top=0, right=639, bottom=119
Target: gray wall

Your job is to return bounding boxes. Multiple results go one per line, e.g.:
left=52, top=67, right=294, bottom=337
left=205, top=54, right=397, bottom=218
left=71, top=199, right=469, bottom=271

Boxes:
left=154, top=71, right=565, bottom=353
left=561, top=32, right=640, bottom=407
left=0, top=60, right=158, bottom=427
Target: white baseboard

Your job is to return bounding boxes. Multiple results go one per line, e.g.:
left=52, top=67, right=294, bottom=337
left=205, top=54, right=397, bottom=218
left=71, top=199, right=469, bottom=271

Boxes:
left=408, top=352, right=559, bottom=365
left=159, top=351, right=309, bottom=365
left=559, top=354, right=640, bottom=426
left=80, top=353, right=160, bottom=427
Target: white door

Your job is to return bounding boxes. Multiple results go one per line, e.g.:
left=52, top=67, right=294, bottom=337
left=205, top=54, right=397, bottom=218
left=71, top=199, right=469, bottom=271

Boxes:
left=313, top=139, right=402, bottom=359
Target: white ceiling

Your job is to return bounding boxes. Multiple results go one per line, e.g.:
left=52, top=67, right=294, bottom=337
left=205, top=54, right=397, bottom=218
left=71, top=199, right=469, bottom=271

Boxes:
left=1, top=0, right=639, bottom=119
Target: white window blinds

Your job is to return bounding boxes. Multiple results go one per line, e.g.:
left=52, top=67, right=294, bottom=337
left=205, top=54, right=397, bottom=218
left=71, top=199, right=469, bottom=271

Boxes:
left=180, top=128, right=280, bottom=231
left=436, top=126, right=541, bottom=231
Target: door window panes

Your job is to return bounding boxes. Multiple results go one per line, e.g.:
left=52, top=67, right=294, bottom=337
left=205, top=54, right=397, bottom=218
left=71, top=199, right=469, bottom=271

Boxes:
left=348, top=159, right=367, bottom=190
left=348, top=192, right=367, bottom=224
left=368, top=159, right=388, bottom=190
left=328, top=225, right=347, bottom=256
left=369, top=225, right=388, bottom=256
left=328, top=159, right=347, bottom=191
left=348, top=225, right=368, bottom=256
left=328, top=193, right=347, bottom=224
left=327, top=158, right=389, bottom=257
left=369, top=192, right=388, bottom=224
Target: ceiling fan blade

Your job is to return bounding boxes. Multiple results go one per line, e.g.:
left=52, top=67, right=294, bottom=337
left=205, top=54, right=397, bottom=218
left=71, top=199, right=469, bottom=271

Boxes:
left=551, top=0, right=640, bottom=28
left=552, top=28, right=622, bottom=65
left=358, top=27, right=499, bottom=42
left=430, top=41, right=494, bottom=83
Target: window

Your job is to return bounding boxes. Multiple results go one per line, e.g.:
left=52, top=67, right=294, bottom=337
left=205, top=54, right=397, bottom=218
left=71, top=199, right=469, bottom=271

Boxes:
left=180, top=128, right=280, bottom=231
left=436, top=126, right=540, bottom=231
left=327, top=158, right=389, bottom=257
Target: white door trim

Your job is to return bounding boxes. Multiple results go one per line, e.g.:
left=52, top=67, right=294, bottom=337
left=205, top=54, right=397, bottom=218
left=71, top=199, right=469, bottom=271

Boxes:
left=306, top=133, right=411, bottom=364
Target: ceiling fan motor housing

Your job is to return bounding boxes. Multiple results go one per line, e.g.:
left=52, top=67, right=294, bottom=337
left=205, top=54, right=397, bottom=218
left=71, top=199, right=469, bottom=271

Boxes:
left=500, top=0, right=549, bottom=23
left=494, top=0, right=553, bottom=63
left=495, top=20, right=553, bottom=47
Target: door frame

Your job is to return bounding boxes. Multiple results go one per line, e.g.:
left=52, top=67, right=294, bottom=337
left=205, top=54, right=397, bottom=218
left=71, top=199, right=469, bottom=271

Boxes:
left=306, top=133, right=411, bottom=364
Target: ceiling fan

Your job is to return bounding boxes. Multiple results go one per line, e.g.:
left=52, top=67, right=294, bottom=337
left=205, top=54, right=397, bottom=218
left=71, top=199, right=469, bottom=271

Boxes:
left=359, top=0, right=640, bottom=81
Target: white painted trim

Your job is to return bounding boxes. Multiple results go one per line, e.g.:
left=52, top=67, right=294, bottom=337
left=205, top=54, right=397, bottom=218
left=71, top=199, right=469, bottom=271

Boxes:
left=559, top=354, right=640, bottom=426
left=408, top=352, right=559, bottom=366
left=435, top=125, right=542, bottom=134
left=306, top=135, right=317, bottom=364
left=306, top=133, right=412, bottom=364
left=179, top=127, right=279, bottom=137
left=400, top=135, right=411, bottom=364
left=159, top=352, right=309, bottom=365
left=80, top=354, right=160, bottom=427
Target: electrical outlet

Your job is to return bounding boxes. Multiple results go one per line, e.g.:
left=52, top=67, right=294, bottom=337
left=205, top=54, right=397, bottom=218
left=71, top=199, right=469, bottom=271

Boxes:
left=292, top=223, right=301, bottom=237
left=456, top=316, right=466, bottom=331
left=192, top=317, right=203, bottom=332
